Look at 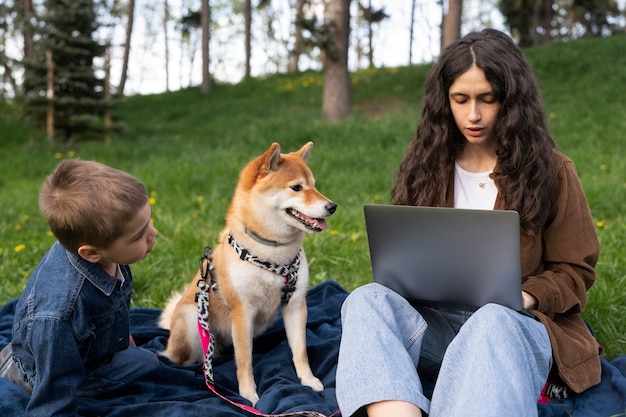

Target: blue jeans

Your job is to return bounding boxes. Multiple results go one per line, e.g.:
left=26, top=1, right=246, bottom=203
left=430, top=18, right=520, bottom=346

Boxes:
left=336, top=284, right=552, bottom=417
left=78, top=346, right=160, bottom=395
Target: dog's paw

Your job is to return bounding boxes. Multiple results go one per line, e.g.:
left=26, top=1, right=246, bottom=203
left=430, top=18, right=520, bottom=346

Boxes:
left=301, top=375, right=324, bottom=392
left=239, top=384, right=260, bottom=407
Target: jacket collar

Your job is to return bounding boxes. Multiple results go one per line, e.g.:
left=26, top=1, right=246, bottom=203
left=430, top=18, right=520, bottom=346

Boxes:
left=64, top=243, right=120, bottom=296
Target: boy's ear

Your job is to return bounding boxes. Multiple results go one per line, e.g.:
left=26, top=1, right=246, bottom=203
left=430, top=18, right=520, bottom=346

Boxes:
left=77, top=245, right=103, bottom=263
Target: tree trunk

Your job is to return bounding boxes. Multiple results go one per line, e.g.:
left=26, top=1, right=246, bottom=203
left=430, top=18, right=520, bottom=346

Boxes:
left=367, top=0, right=373, bottom=68
left=104, top=50, right=111, bottom=143
left=45, top=50, right=55, bottom=144
left=542, top=0, right=553, bottom=44
left=163, top=0, right=170, bottom=91
left=244, top=0, right=252, bottom=78
left=322, top=0, right=352, bottom=122
left=441, top=0, right=463, bottom=51
left=409, top=0, right=416, bottom=65
left=117, top=0, right=134, bottom=96
left=201, top=0, right=211, bottom=93
left=23, top=0, right=33, bottom=59
left=288, top=0, right=306, bottom=73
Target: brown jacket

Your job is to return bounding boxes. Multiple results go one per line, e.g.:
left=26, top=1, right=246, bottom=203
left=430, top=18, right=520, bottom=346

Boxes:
left=444, top=150, right=601, bottom=393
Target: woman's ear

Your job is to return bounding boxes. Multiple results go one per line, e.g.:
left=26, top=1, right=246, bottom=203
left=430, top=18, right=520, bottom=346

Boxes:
left=77, top=245, right=103, bottom=263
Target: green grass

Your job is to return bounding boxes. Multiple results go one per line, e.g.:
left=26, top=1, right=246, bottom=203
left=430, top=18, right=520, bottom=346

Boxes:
left=1, top=35, right=624, bottom=358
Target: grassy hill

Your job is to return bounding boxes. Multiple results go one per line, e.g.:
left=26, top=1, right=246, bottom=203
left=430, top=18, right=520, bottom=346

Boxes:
left=1, top=34, right=624, bottom=358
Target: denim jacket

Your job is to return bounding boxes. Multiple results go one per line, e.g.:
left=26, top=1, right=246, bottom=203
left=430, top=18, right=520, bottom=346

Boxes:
left=11, top=241, right=133, bottom=417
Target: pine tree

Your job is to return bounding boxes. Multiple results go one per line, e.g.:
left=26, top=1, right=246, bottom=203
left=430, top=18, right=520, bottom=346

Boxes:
left=23, top=0, right=108, bottom=142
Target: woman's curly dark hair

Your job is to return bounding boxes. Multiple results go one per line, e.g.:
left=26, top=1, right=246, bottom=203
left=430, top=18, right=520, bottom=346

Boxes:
left=392, top=28, right=557, bottom=235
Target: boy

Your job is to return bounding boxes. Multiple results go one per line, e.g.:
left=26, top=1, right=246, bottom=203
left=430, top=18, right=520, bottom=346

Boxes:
left=0, top=159, right=159, bottom=417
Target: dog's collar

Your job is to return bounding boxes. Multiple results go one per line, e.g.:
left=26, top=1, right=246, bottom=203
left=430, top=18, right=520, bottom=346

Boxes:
left=244, top=227, right=296, bottom=247
left=228, top=233, right=299, bottom=303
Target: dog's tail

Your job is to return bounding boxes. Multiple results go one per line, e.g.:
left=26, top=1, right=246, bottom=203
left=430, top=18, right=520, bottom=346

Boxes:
left=158, top=292, right=183, bottom=330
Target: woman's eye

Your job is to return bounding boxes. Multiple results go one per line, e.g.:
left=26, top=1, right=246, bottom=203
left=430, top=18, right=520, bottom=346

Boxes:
left=290, top=184, right=303, bottom=192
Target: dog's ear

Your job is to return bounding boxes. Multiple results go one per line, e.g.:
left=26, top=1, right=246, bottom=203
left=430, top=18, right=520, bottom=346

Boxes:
left=264, top=142, right=282, bottom=172
left=297, top=141, right=314, bottom=164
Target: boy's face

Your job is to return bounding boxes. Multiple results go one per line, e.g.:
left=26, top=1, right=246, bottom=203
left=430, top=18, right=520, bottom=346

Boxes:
left=97, top=201, right=158, bottom=267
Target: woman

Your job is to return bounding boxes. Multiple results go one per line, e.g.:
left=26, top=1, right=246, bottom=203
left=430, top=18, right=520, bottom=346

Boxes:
left=336, top=28, right=600, bottom=417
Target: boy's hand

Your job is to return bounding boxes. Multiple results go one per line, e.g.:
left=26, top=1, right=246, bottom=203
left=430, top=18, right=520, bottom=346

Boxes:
left=129, top=334, right=136, bottom=347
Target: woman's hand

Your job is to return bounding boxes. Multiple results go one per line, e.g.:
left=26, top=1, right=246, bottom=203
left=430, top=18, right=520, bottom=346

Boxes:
left=522, top=291, right=538, bottom=310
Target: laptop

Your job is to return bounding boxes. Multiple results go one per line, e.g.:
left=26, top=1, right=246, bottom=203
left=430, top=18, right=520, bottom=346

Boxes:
left=364, top=204, right=523, bottom=311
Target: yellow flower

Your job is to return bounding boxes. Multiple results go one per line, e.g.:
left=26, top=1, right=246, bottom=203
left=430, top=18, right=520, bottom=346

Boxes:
left=22, top=214, right=30, bottom=221
left=54, top=152, right=63, bottom=159
left=600, top=164, right=607, bottom=171
left=350, top=233, right=358, bottom=243
left=149, top=197, right=157, bottom=205
left=47, top=231, right=54, bottom=237
left=15, top=244, right=26, bottom=252
left=196, top=195, right=204, bottom=203
left=331, top=230, right=339, bottom=236
left=596, top=220, right=605, bottom=229
left=67, top=150, right=76, bottom=157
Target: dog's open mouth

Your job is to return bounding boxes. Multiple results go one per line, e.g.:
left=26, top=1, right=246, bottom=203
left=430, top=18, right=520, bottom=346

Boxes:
left=287, top=208, right=327, bottom=232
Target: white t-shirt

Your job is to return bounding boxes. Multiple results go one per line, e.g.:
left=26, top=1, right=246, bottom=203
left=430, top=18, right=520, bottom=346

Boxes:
left=454, top=162, right=498, bottom=210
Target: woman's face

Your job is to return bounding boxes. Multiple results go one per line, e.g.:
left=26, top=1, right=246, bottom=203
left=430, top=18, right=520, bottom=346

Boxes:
left=448, top=65, right=502, bottom=150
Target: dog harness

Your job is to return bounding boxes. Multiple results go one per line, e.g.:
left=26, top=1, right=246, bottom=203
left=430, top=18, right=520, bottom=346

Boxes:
left=195, top=247, right=337, bottom=417
left=227, top=233, right=300, bottom=303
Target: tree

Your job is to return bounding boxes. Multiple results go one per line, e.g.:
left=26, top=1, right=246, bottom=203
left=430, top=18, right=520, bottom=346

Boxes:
left=357, top=1, right=388, bottom=68
left=23, top=0, right=108, bottom=142
left=243, top=0, right=252, bottom=78
left=499, top=0, right=622, bottom=46
left=201, top=0, right=211, bottom=93
left=441, top=0, right=462, bottom=50
left=322, top=0, right=351, bottom=122
left=568, top=0, right=621, bottom=37
left=408, top=0, right=416, bottom=65
left=117, top=0, right=135, bottom=96
left=499, top=0, right=545, bottom=46
left=0, top=2, right=18, bottom=98
left=0, top=0, right=37, bottom=98
left=22, top=0, right=34, bottom=65
left=288, top=0, right=306, bottom=72
left=163, top=0, right=171, bottom=92
left=179, top=7, right=200, bottom=89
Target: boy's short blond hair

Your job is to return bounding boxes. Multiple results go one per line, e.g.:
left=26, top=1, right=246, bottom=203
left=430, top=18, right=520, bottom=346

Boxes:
left=39, top=159, right=149, bottom=252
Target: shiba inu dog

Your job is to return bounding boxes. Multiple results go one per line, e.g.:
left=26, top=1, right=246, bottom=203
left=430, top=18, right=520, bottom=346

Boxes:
left=159, top=142, right=336, bottom=405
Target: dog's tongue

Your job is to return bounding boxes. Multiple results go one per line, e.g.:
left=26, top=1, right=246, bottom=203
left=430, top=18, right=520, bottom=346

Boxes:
left=315, top=218, right=328, bottom=231
left=299, top=212, right=327, bottom=231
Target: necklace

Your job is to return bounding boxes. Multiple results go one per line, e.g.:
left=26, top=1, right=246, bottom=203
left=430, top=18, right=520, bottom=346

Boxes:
left=455, top=162, right=492, bottom=189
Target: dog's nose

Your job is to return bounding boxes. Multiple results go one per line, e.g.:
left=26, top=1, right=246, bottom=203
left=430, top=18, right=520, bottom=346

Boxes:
left=326, top=202, right=337, bottom=214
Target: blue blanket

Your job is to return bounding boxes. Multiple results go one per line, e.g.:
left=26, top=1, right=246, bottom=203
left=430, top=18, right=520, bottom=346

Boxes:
left=1, top=280, right=625, bottom=416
